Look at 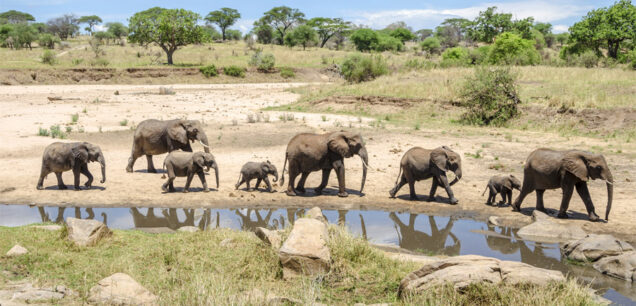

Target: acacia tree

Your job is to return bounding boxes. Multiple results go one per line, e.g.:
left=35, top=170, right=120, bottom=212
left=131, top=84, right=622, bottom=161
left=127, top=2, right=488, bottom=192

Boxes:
left=0, top=10, right=35, bottom=24
left=78, top=15, right=102, bottom=35
left=46, top=14, right=79, bottom=40
left=307, top=17, right=351, bottom=47
left=284, top=24, right=317, bottom=50
left=106, top=22, right=128, bottom=42
left=128, top=7, right=206, bottom=65
left=205, top=8, right=240, bottom=41
left=469, top=7, right=512, bottom=43
left=257, top=6, right=305, bottom=44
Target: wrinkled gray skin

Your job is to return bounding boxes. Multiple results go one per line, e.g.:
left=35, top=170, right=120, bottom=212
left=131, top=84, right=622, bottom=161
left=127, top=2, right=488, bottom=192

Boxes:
left=281, top=131, right=368, bottom=197
left=235, top=161, right=279, bottom=192
left=126, top=119, right=210, bottom=173
left=512, top=148, right=614, bottom=222
left=161, top=151, right=219, bottom=193
left=37, top=142, right=106, bottom=190
left=389, top=146, right=462, bottom=204
left=482, top=174, right=521, bottom=206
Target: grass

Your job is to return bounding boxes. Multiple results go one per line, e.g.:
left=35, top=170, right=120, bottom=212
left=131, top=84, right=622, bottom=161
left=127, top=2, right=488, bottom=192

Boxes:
left=70, top=113, right=79, bottom=124
left=0, top=224, right=599, bottom=305
left=119, top=119, right=128, bottom=126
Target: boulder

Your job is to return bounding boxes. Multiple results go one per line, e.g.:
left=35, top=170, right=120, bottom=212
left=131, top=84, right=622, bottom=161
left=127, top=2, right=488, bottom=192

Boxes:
left=88, top=273, right=158, bottom=306
left=177, top=226, right=200, bottom=233
left=0, top=281, right=69, bottom=304
left=487, top=215, right=532, bottom=228
left=593, top=251, right=636, bottom=282
left=255, top=227, right=282, bottom=249
left=305, top=207, right=327, bottom=223
left=6, top=245, right=28, bottom=257
left=398, top=255, right=564, bottom=298
left=517, top=215, right=586, bottom=243
left=66, top=217, right=110, bottom=247
left=562, top=234, right=634, bottom=262
left=279, top=218, right=331, bottom=279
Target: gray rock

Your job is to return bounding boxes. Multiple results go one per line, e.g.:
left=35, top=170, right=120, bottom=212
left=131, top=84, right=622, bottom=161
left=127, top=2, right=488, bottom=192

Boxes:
left=279, top=218, right=331, bottom=279
left=66, top=217, right=110, bottom=247
left=305, top=207, right=327, bottom=223
left=88, top=273, right=158, bottom=305
left=255, top=227, right=282, bottom=249
left=593, top=251, right=636, bottom=282
left=0, top=281, right=68, bottom=304
left=6, top=245, right=28, bottom=257
left=517, top=216, right=586, bottom=243
left=398, top=255, right=564, bottom=298
left=562, top=234, right=634, bottom=262
left=33, top=225, right=63, bottom=231
left=177, top=226, right=201, bottom=233
left=487, top=215, right=532, bottom=228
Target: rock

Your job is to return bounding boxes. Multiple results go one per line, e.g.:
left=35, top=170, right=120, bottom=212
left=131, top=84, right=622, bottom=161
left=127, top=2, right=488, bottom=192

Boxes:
left=517, top=217, right=586, bottom=243
left=255, top=227, right=282, bottom=249
left=88, top=273, right=158, bottom=305
left=6, top=245, right=28, bottom=256
left=593, top=251, right=636, bottom=282
left=532, top=210, right=551, bottom=221
left=0, top=281, right=68, bottom=304
left=305, top=207, right=327, bottom=223
left=562, top=234, right=634, bottom=262
left=279, top=218, right=331, bottom=279
left=66, top=217, right=110, bottom=247
left=177, top=226, right=200, bottom=233
left=398, top=255, right=564, bottom=298
left=33, top=225, right=63, bottom=231
left=487, top=216, right=501, bottom=226
left=487, top=215, right=532, bottom=228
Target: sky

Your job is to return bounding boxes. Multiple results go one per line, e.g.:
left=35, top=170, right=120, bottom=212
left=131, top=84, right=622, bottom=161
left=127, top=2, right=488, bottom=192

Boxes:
left=0, top=0, right=617, bottom=34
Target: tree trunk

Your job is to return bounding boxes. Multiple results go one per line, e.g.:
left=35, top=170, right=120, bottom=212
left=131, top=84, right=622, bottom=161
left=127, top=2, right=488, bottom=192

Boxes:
left=166, top=49, right=174, bottom=65
left=608, top=41, right=619, bottom=59
left=222, top=28, right=226, bottom=41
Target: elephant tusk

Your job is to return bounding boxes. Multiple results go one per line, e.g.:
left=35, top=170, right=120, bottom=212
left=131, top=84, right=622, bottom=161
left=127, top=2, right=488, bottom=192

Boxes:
left=359, top=158, right=383, bottom=172
left=603, top=179, right=613, bottom=185
left=198, top=140, right=210, bottom=148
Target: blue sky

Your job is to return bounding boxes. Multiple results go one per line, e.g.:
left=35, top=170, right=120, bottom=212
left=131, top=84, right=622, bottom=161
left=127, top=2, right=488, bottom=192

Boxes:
left=0, top=0, right=616, bottom=33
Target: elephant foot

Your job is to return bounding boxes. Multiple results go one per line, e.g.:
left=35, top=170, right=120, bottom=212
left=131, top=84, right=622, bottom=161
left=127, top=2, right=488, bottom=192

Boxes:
left=337, top=192, right=348, bottom=198
left=588, top=213, right=600, bottom=222
left=449, top=198, right=459, bottom=205
left=389, top=190, right=396, bottom=198
left=425, top=195, right=435, bottom=202
left=183, top=189, right=189, bottom=193
left=84, top=182, right=92, bottom=188
left=285, top=190, right=297, bottom=196
left=161, top=185, right=168, bottom=192
left=296, top=187, right=306, bottom=194
left=485, top=202, right=492, bottom=206
left=557, top=212, right=569, bottom=219
left=125, top=166, right=133, bottom=173
left=314, top=188, right=323, bottom=195
left=73, top=186, right=81, bottom=191
left=203, top=188, right=210, bottom=193
left=36, top=185, right=43, bottom=190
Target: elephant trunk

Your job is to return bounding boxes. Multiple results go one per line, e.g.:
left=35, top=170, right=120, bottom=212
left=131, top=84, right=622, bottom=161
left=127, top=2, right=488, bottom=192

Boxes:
left=449, top=167, right=462, bottom=186
left=98, top=153, right=106, bottom=183
left=358, top=147, right=368, bottom=193
left=604, top=171, right=613, bottom=221
left=213, top=163, right=219, bottom=189
left=273, top=170, right=279, bottom=182
left=197, top=133, right=210, bottom=153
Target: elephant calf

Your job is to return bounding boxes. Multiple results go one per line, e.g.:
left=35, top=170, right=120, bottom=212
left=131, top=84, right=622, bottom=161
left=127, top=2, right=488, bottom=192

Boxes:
left=37, top=142, right=106, bottom=190
left=162, top=151, right=219, bottom=193
left=482, top=174, right=521, bottom=206
left=235, top=161, right=279, bottom=192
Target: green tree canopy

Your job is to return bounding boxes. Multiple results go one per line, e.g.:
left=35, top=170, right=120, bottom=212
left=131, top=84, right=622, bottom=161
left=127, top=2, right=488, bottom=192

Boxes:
left=106, top=22, right=128, bottom=40
left=390, top=27, right=415, bottom=43
left=307, top=17, right=351, bottom=48
left=78, top=15, right=102, bottom=35
left=415, top=29, right=434, bottom=41
left=469, top=7, right=513, bottom=43
left=284, top=24, right=317, bottom=50
left=251, top=20, right=274, bottom=44
left=46, top=14, right=79, bottom=40
left=0, top=10, right=35, bottom=24
left=420, top=36, right=441, bottom=54
left=350, top=28, right=378, bottom=52
left=436, top=18, right=471, bottom=48
left=487, top=32, right=540, bottom=65
left=128, top=7, right=207, bottom=65
left=257, top=6, right=305, bottom=44
left=205, top=8, right=241, bottom=41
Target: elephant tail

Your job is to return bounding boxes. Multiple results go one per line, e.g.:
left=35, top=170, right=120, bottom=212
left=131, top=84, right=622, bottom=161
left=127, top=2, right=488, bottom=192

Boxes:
left=393, top=165, right=402, bottom=187
left=161, top=161, right=166, bottom=179
left=482, top=185, right=488, bottom=196
left=280, top=152, right=288, bottom=185
left=235, top=172, right=242, bottom=189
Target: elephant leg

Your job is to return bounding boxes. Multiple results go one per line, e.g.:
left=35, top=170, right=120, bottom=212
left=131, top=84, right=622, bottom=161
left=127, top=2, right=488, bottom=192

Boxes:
left=333, top=159, right=347, bottom=197
left=535, top=189, right=546, bottom=212
left=37, top=166, right=50, bottom=190
left=286, top=167, right=299, bottom=196
left=197, top=171, right=209, bottom=192
left=315, top=168, right=332, bottom=195
left=403, top=169, right=417, bottom=200
left=184, top=172, right=195, bottom=193
left=486, top=187, right=494, bottom=205
left=438, top=174, right=458, bottom=205
left=146, top=155, right=157, bottom=173
left=72, top=167, right=81, bottom=190
left=575, top=182, right=599, bottom=221
left=235, top=177, right=245, bottom=190
left=55, top=172, right=67, bottom=189
left=426, top=179, right=438, bottom=202
left=296, top=172, right=310, bottom=194
left=512, top=181, right=533, bottom=212
left=264, top=177, right=273, bottom=192
left=126, top=143, right=143, bottom=173
left=162, top=166, right=176, bottom=192
left=389, top=175, right=407, bottom=198
left=246, top=179, right=251, bottom=191
left=557, top=185, right=573, bottom=218
left=80, top=164, right=93, bottom=188
left=506, top=190, right=513, bottom=205
left=498, top=191, right=506, bottom=205
left=255, top=178, right=262, bottom=190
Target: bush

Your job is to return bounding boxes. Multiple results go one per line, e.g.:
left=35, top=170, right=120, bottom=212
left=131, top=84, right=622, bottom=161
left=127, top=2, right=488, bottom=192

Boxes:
left=38, top=33, right=59, bottom=49
left=373, top=33, right=403, bottom=51
left=627, top=49, right=636, bottom=70
left=40, top=50, right=56, bottom=65
left=350, top=29, right=379, bottom=52
left=249, top=52, right=275, bottom=72
left=468, top=45, right=491, bottom=65
left=487, top=32, right=541, bottom=65
left=90, top=58, right=109, bottom=67
left=341, top=54, right=388, bottom=83
left=223, top=65, right=246, bottom=78
left=577, top=50, right=598, bottom=68
left=199, top=64, right=218, bottom=77
left=459, top=66, right=520, bottom=126
left=402, top=59, right=436, bottom=71
left=420, top=37, right=441, bottom=55
left=279, top=67, right=295, bottom=79
left=441, top=47, right=471, bottom=67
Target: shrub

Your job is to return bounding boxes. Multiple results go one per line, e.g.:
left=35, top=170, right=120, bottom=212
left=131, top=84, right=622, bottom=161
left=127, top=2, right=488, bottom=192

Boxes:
left=71, top=58, right=84, bottom=66
left=468, top=45, right=491, bottom=65
left=37, top=127, right=49, bottom=137
left=626, top=49, right=636, bottom=70
left=373, top=33, right=403, bottom=51
left=199, top=64, right=218, bottom=77
left=487, top=32, right=541, bottom=65
left=420, top=37, right=441, bottom=55
left=49, top=125, right=66, bottom=139
left=41, top=50, right=56, bottom=65
left=341, top=54, right=388, bottom=83
left=249, top=52, right=275, bottom=72
left=280, top=67, right=295, bottom=79
left=38, top=33, right=59, bottom=49
left=350, top=29, right=378, bottom=52
left=459, top=66, right=521, bottom=126
left=223, top=65, right=246, bottom=78
left=402, top=59, right=436, bottom=71
left=577, top=50, right=598, bottom=68
left=441, top=47, right=471, bottom=67
left=390, top=28, right=415, bottom=43
left=90, top=58, right=109, bottom=67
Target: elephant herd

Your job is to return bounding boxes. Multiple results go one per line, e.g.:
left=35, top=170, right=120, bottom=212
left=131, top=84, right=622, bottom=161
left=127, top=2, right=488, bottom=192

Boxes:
left=36, top=119, right=614, bottom=222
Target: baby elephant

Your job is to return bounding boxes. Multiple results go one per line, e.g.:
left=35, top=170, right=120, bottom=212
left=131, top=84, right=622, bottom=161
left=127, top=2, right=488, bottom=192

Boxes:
left=482, top=174, right=521, bottom=206
left=37, top=142, right=106, bottom=190
left=162, top=151, right=219, bottom=193
left=235, top=161, right=279, bottom=192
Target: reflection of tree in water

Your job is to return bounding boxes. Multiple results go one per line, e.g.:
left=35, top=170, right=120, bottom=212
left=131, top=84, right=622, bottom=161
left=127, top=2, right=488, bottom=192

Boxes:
left=38, top=207, right=107, bottom=225
left=130, top=208, right=211, bottom=230
left=389, top=213, right=460, bottom=255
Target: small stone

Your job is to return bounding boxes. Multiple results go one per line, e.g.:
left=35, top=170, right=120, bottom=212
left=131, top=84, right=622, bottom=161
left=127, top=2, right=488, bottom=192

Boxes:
left=305, top=207, right=327, bottom=223
left=6, top=244, right=28, bottom=256
left=255, top=227, right=282, bottom=249
left=177, top=226, right=201, bottom=233
left=66, top=217, right=110, bottom=247
left=88, top=273, right=158, bottom=305
left=229, top=192, right=237, bottom=197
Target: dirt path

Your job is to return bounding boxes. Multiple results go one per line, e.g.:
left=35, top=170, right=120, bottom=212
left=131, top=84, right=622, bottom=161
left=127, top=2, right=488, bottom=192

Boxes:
left=0, top=83, right=634, bottom=240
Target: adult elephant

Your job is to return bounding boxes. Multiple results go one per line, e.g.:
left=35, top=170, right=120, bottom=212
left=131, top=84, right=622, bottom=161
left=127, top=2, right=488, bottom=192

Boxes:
left=281, top=131, right=368, bottom=197
left=37, top=142, right=106, bottom=190
left=511, top=148, right=613, bottom=221
left=126, top=119, right=210, bottom=173
left=389, top=146, right=462, bottom=204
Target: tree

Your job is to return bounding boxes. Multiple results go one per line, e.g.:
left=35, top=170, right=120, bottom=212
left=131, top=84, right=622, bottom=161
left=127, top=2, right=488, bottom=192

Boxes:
left=78, top=15, right=102, bottom=35
left=350, top=28, right=378, bottom=52
left=225, top=29, right=242, bottom=40
left=436, top=18, right=471, bottom=48
left=385, top=21, right=412, bottom=32
left=0, top=10, right=35, bottom=24
left=284, top=24, right=317, bottom=50
left=556, top=32, right=569, bottom=47
left=205, top=8, right=240, bottom=41
left=512, top=17, right=534, bottom=40
left=12, top=23, right=38, bottom=49
left=252, top=20, right=273, bottom=44
left=415, top=29, right=434, bottom=41
left=46, top=15, right=79, bottom=40
left=390, top=27, right=415, bottom=43
left=128, top=7, right=207, bottom=65
left=106, top=22, right=128, bottom=41
left=307, top=17, right=351, bottom=48
left=258, top=6, right=305, bottom=44
left=469, top=7, right=513, bottom=43
left=202, top=25, right=222, bottom=40
left=487, top=32, right=541, bottom=65
left=420, top=37, right=441, bottom=54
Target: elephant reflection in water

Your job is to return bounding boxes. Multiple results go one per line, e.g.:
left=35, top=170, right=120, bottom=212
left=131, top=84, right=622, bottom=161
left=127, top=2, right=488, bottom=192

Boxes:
left=130, top=208, right=212, bottom=230
left=389, top=213, right=460, bottom=255
left=335, top=210, right=368, bottom=240
left=234, top=209, right=282, bottom=231
left=485, top=225, right=564, bottom=270
left=38, top=207, right=107, bottom=225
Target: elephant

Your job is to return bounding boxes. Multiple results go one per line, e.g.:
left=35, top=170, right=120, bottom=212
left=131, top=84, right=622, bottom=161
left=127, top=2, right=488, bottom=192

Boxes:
left=37, top=142, right=106, bottom=190
left=234, top=209, right=275, bottom=231
left=126, top=119, right=210, bottom=173
left=482, top=174, right=521, bottom=206
left=235, top=161, right=279, bottom=192
left=389, top=146, right=462, bottom=204
left=130, top=208, right=211, bottom=230
left=161, top=151, right=219, bottom=193
left=511, top=148, right=613, bottom=221
left=280, top=131, right=368, bottom=197
left=389, top=213, right=460, bottom=255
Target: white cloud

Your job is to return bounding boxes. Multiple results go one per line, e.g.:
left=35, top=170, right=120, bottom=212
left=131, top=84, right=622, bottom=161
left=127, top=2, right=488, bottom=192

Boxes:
left=94, top=24, right=107, bottom=32
left=232, top=19, right=255, bottom=34
left=552, top=24, right=570, bottom=33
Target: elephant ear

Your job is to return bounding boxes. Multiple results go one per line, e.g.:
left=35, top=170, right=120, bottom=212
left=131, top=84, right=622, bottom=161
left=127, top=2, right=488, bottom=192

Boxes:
left=502, top=177, right=513, bottom=191
left=168, top=121, right=188, bottom=145
left=328, top=133, right=350, bottom=158
left=71, top=144, right=89, bottom=164
left=193, top=153, right=206, bottom=170
left=261, top=162, right=270, bottom=174
left=563, top=152, right=588, bottom=182
left=430, top=147, right=448, bottom=171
